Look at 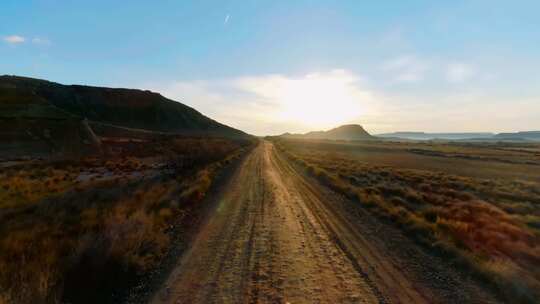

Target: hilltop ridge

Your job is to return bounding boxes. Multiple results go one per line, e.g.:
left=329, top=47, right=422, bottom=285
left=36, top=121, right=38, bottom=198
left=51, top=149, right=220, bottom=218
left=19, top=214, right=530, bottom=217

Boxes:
left=280, top=124, right=374, bottom=141
left=0, top=75, right=247, bottom=138
left=0, top=75, right=249, bottom=158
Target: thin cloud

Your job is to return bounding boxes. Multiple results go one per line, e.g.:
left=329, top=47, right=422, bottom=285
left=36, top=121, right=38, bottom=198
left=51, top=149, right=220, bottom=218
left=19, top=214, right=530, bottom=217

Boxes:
left=31, top=37, right=51, bottom=46
left=382, top=55, right=430, bottom=84
left=378, top=27, right=405, bottom=46
left=144, top=70, right=378, bottom=135
left=140, top=69, right=540, bottom=135
left=446, top=63, right=475, bottom=83
left=224, top=14, right=230, bottom=25
left=3, top=35, right=25, bottom=44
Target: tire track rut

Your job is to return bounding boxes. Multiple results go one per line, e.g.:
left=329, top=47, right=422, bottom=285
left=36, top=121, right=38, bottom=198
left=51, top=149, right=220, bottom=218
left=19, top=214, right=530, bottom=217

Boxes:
left=150, top=141, right=490, bottom=304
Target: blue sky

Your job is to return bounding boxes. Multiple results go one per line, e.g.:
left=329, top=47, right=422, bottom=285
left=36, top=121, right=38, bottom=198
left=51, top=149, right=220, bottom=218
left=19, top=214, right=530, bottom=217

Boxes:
left=2, top=0, right=539, bottom=135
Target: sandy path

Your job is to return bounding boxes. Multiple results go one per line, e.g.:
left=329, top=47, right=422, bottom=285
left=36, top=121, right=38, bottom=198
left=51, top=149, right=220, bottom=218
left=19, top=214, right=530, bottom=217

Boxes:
left=150, top=141, right=494, bottom=304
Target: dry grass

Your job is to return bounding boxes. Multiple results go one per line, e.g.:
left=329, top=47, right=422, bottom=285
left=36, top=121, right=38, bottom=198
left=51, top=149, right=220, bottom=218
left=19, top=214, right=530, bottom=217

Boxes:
left=0, top=136, right=254, bottom=303
left=0, top=167, right=75, bottom=209
left=273, top=138, right=540, bottom=304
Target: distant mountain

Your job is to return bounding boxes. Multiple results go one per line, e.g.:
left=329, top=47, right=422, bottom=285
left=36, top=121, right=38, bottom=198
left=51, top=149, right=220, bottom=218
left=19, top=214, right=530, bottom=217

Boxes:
left=282, top=124, right=375, bottom=141
left=493, top=131, right=540, bottom=141
left=376, top=132, right=495, bottom=141
left=376, top=131, right=540, bottom=142
left=0, top=75, right=247, bottom=138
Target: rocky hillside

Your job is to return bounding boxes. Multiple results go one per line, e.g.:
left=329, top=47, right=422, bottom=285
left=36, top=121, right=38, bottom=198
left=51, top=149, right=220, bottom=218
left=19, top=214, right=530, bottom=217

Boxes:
left=0, top=75, right=249, bottom=159
left=0, top=75, right=247, bottom=137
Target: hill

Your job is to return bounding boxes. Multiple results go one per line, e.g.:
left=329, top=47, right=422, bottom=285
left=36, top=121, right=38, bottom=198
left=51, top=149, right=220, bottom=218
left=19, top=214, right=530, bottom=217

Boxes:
left=376, top=131, right=540, bottom=142
left=0, top=75, right=247, bottom=137
left=0, top=75, right=249, bottom=159
left=282, top=124, right=374, bottom=141
left=376, top=132, right=495, bottom=141
left=493, top=131, right=540, bottom=141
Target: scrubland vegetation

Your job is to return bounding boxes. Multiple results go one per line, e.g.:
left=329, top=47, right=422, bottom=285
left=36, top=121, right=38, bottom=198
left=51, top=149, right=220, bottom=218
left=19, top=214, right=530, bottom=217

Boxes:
left=273, top=138, right=540, bottom=303
left=0, top=136, right=254, bottom=304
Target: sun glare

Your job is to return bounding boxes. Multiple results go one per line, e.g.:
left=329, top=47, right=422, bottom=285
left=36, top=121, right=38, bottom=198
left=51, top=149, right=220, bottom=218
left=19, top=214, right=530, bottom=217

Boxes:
left=275, top=71, right=366, bottom=129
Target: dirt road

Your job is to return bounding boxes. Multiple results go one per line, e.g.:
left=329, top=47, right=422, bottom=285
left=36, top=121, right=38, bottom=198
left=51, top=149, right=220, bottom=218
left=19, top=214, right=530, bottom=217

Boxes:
left=151, top=141, right=498, bottom=304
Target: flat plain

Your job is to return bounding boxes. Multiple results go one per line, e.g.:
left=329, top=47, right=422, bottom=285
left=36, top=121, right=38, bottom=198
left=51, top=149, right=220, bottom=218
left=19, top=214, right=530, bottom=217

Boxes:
left=273, top=137, right=540, bottom=303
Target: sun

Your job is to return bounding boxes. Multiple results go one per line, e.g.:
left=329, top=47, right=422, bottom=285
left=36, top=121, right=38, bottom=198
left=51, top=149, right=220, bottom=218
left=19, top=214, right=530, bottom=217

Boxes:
left=275, top=71, right=367, bottom=129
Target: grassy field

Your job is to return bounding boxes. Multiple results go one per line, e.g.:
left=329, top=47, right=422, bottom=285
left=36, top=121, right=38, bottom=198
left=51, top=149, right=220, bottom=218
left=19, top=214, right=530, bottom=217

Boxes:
left=0, top=136, right=254, bottom=304
left=272, top=137, right=540, bottom=303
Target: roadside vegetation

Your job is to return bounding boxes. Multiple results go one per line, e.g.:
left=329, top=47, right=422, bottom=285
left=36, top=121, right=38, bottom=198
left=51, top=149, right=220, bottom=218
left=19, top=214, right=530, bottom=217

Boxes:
left=0, top=136, right=254, bottom=304
left=272, top=138, right=540, bottom=304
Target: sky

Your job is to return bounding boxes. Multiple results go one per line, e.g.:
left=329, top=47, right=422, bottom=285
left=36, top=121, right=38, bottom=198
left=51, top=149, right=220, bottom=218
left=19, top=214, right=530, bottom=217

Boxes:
left=1, top=0, right=540, bottom=135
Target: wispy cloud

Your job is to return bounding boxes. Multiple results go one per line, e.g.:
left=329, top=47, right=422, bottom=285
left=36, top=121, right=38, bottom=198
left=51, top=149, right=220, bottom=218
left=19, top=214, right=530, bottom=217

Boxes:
left=377, top=26, right=411, bottom=50
left=224, top=14, right=230, bottom=25
left=3, top=35, right=51, bottom=46
left=381, top=55, right=430, bottom=83
left=140, top=66, right=540, bottom=135
left=446, top=63, right=475, bottom=83
left=31, top=37, right=51, bottom=46
left=3, top=35, right=25, bottom=44
left=143, top=70, right=378, bottom=135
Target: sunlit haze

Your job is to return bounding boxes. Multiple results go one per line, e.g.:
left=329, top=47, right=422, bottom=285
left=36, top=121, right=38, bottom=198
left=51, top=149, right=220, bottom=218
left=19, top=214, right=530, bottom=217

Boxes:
left=250, top=71, right=366, bottom=128
left=2, top=2, right=540, bottom=303
left=2, top=1, right=539, bottom=135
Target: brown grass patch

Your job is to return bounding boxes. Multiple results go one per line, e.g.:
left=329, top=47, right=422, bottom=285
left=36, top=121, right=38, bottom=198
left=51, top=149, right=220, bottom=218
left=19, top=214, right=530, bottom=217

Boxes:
left=273, top=138, right=540, bottom=303
left=0, top=136, right=255, bottom=303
